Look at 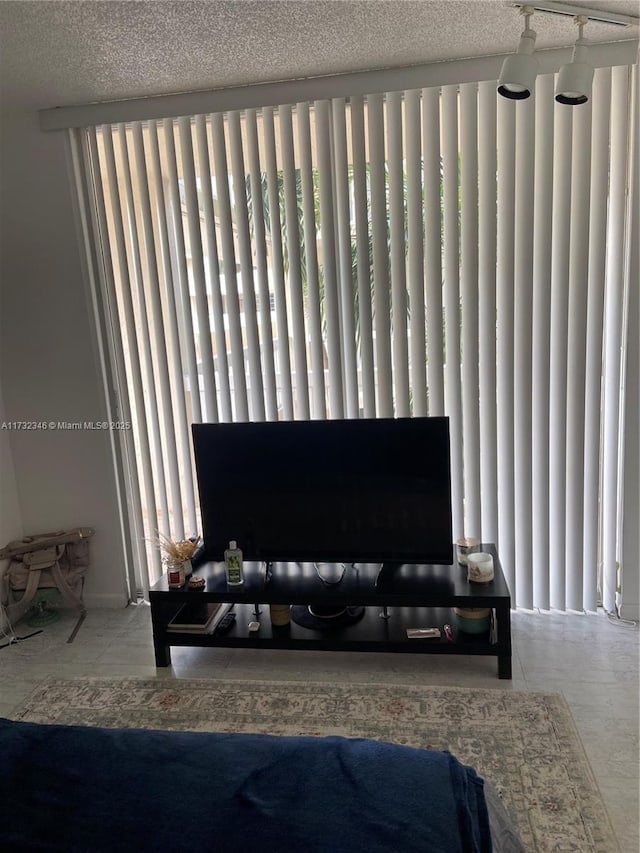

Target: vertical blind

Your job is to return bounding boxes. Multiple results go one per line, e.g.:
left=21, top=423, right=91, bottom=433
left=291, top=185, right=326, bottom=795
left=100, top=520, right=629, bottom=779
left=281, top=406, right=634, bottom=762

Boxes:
left=81, top=66, right=636, bottom=611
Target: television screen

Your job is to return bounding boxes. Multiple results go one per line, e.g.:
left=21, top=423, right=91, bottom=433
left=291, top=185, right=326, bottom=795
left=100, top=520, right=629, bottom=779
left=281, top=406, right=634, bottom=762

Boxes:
left=192, top=416, right=453, bottom=565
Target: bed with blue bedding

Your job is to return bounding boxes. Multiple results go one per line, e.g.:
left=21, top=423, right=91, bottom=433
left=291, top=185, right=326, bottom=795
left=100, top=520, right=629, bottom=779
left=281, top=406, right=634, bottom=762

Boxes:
left=0, top=716, right=520, bottom=852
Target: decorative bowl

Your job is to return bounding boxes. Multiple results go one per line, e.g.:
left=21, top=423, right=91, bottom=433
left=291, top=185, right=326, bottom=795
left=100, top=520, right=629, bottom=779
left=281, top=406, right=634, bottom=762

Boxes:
left=454, top=607, right=491, bottom=634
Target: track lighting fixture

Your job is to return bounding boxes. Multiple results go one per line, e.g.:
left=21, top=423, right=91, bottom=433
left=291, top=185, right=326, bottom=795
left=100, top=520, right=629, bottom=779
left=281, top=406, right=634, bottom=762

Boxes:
left=498, top=6, right=539, bottom=100
left=555, top=16, right=594, bottom=105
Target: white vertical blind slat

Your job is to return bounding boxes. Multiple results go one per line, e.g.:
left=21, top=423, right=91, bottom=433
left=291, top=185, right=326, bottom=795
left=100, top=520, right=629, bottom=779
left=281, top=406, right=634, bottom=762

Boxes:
left=496, top=98, right=516, bottom=597
left=602, top=65, right=630, bottom=613
left=583, top=68, right=611, bottom=613
left=279, top=105, right=310, bottom=419
left=565, top=99, right=593, bottom=611
left=194, top=114, right=231, bottom=422
left=296, top=101, right=326, bottom=420
left=549, top=103, right=573, bottom=610
left=228, top=111, right=266, bottom=421
left=210, top=112, right=248, bottom=421
left=532, top=75, right=555, bottom=610
left=477, top=81, right=498, bottom=546
left=442, top=85, right=464, bottom=540
left=367, top=92, right=393, bottom=418
left=245, top=109, right=279, bottom=421
left=332, top=98, right=359, bottom=418
left=315, top=99, right=344, bottom=419
left=349, top=95, right=376, bottom=418
left=387, top=90, right=410, bottom=417
left=422, top=87, right=444, bottom=417
left=513, top=96, right=535, bottom=609
left=262, top=106, right=294, bottom=420
left=460, top=83, right=481, bottom=538
left=405, top=88, right=427, bottom=418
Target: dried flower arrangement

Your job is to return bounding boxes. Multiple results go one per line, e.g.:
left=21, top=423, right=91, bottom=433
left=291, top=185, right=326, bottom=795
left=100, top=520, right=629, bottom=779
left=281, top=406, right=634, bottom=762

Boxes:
left=155, top=532, right=200, bottom=566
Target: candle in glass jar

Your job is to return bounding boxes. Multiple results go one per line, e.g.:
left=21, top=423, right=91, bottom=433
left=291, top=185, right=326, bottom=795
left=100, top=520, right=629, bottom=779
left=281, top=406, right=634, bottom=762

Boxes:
left=167, top=563, right=185, bottom=588
left=456, top=537, right=480, bottom=566
left=467, top=552, right=494, bottom=583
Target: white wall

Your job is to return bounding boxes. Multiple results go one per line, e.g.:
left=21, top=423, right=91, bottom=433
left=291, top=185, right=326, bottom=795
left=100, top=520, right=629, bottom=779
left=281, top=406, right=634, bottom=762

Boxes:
left=0, top=107, right=128, bottom=608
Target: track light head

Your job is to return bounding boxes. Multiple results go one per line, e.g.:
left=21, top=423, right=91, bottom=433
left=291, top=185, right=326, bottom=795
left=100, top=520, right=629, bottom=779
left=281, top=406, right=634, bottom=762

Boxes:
left=555, top=17, right=594, bottom=105
left=498, top=6, right=539, bottom=100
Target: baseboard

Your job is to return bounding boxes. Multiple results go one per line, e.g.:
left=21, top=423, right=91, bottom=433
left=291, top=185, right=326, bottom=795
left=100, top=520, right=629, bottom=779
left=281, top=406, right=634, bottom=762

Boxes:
left=82, top=592, right=129, bottom=609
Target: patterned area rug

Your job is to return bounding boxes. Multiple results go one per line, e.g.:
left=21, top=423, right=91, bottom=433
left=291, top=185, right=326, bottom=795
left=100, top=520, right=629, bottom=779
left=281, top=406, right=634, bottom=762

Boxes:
left=12, top=677, right=618, bottom=853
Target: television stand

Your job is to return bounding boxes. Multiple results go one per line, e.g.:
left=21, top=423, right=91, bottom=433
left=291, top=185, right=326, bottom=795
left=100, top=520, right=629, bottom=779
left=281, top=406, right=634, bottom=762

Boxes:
left=149, top=544, right=512, bottom=679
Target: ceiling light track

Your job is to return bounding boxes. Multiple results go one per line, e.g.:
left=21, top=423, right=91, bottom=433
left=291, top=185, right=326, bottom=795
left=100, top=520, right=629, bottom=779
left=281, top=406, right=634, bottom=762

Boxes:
left=507, top=1, right=640, bottom=28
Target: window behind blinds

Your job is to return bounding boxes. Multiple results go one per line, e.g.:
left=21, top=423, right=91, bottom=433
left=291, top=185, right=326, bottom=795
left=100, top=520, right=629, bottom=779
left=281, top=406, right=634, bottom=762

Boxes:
left=79, top=65, right=636, bottom=611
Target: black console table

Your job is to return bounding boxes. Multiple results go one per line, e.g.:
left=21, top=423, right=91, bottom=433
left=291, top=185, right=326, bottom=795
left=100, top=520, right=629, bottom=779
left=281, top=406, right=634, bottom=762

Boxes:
left=149, top=544, right=512, bottom=678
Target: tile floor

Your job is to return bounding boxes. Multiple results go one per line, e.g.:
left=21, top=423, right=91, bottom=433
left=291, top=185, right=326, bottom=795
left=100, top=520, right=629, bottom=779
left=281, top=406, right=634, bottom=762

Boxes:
left=1, top=604, right=638, bottom=852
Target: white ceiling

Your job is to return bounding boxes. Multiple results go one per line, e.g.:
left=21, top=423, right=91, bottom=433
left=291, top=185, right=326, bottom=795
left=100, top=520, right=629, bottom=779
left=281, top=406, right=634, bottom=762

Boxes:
left=0, top=0, right=638, bottom=110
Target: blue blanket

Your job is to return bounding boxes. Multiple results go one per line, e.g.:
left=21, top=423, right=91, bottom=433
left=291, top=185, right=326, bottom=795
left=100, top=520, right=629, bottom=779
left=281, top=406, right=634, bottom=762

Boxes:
left=1, top=717, right=491, bottom=852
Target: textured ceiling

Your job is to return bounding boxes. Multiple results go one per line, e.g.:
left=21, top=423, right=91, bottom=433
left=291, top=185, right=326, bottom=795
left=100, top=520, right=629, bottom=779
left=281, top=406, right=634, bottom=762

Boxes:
left=0, top=0, right=638, bottom=110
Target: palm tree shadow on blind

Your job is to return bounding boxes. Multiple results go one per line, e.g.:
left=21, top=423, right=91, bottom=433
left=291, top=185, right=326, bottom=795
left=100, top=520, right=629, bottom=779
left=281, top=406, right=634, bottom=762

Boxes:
left=243, top=162, right=444, bottom=386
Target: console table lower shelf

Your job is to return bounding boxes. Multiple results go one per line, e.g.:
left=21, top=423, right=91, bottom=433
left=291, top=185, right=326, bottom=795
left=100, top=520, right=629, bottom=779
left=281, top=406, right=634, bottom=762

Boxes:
left=149, top=550, right=512, bottom=678
left=150, top=601, right=511, bottom=679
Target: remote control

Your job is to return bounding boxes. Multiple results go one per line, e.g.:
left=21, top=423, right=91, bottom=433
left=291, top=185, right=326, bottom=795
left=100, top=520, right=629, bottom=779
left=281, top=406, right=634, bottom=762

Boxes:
left=215, top=612, right=236, bottom=635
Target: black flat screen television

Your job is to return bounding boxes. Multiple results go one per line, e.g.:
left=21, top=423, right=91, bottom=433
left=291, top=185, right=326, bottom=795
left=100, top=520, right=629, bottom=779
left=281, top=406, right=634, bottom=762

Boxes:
left=192, top=416, right=453, bottom=565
